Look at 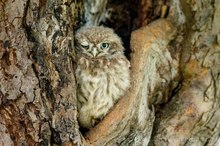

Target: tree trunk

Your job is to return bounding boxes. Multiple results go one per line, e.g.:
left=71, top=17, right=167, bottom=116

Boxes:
left=0, top=0, right=83, bottom=145
left=0, top=0, right=219, bottom=146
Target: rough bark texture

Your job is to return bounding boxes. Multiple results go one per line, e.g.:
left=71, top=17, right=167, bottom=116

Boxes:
left=0, top=0, right=220, bottom=146
left=0, top=0, right=83, bottom=145
left=149, top=0, right=220, bottom=145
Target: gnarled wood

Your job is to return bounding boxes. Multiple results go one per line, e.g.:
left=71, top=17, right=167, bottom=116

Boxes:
left=1, top=0, right=220, bottom=145
left=0, top=0, right=84, bottom=145
left=85, top=19, right=179, bottom=146
left=149, top=0, right=220, bottom=145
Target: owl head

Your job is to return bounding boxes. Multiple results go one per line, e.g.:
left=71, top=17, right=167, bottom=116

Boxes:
left=75, top=26, right=124, bottom=58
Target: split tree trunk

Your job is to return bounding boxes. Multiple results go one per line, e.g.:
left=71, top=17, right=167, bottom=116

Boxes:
left=0, top=0, right=220, bottom=146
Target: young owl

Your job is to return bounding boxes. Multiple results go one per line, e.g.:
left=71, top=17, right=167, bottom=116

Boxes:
left=75, top=26, right=130, bottom=128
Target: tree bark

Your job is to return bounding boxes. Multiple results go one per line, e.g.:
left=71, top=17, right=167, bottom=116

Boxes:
left=0, top=0, right=220, bottom=146
left=149, top=0, right=220, bottom=145
left=0, top=0, right=83, bottom=145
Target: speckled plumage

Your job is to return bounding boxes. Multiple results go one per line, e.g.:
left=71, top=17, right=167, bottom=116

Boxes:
left=75, top=26, right=130, bottom=128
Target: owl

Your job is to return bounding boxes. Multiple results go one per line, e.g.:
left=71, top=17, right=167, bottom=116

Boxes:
left=74, top=26, right=130, bottom=128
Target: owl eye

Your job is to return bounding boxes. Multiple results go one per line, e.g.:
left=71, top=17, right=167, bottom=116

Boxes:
left=81, top=44, right=89, bottom=49
left=100, top=43, right=109, bottom=49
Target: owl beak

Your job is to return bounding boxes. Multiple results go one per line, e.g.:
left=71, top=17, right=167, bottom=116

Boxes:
left=91, top=48, right=98, bottom=57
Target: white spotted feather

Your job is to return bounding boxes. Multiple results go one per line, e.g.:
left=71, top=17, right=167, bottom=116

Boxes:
left=75, top=26, right=130, bottom=128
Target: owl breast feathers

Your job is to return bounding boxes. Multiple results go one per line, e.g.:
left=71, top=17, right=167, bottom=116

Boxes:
left=75, top=26, right=130, bottom=128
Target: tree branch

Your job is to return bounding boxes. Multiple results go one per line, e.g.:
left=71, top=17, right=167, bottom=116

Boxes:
left=85, top=19, right=178, bottom=146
